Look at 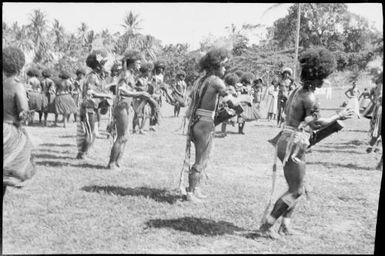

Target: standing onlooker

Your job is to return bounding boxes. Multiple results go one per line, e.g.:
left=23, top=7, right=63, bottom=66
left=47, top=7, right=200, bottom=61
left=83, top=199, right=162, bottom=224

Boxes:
left=266, top=77, right=279, bottom=121
left=344, top=81, right=361, bottom=118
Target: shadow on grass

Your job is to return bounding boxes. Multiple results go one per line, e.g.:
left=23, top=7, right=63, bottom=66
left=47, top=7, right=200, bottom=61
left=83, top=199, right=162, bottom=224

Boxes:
left=81, top=185, right=183, bottom=204
left=145, top=217, right=245, bottom=236
left=35, top=148, right=73, bottom=155
left=59, top=135, right=76, bottom=139
left=311, top=148, right=364, bottom=154
left=33, top=153, right=74, bottom=160
left=40, top=143, right=74, bottom=147
left=307, top=161, right=374, bottom=170
left=344, top=129, right=368, bottom=133
left=35, top=160, right=107, bottom=169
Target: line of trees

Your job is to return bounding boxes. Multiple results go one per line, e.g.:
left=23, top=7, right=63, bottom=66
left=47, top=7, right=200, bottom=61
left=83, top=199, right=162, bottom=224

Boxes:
left=2, top=4, right=383, bottom=85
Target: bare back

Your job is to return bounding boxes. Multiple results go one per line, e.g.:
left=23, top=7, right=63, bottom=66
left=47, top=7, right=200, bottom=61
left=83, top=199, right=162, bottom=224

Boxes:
left=284, top=87, right=320, bottom=128
left=198, top=75, right=226, bottom=111
left=3, top=76, right=29, bottom=123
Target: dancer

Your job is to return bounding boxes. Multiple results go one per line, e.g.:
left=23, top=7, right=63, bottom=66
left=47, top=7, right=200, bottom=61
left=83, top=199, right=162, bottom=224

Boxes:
left=132, top=61, right=154, bottom=134
left=40, top=69, right=56, bottom=126
left=25, top=68, right=42, bottom=124
left=237, top=72, right=254, bottom=134
left=76, top=49, right=112, bottom=159
left=108, top=50, right=159, bottom=169
left=3, top=47, right=36, bottom=200
left=220, top=73, right=239, bottom=136
left=181, top=47, right=242, bottom=202
left=71, top=68, right=87, bottom=122
left=172, top=70, right=187, bottom=117
left=259, top=48, right=354, bottom=239
left=53, top=70, right=77, bottom=128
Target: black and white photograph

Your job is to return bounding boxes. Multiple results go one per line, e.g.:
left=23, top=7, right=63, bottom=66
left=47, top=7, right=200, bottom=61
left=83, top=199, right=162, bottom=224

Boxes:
left=2, top=2, right=383, bottom=254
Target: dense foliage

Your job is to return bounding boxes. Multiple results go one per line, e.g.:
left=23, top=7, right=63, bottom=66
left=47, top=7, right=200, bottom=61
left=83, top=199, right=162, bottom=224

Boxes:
left=2, top=4, right=382, bottom=85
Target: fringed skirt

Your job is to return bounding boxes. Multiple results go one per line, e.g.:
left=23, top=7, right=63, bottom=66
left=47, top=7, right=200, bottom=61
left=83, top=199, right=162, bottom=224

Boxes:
left=27, top=91, right=46, bottom=112
left=3, top=123, right=36, bottom=187
left=53, top=93, right=77, bottom=114
left=239, top=102, right=261, bottom=122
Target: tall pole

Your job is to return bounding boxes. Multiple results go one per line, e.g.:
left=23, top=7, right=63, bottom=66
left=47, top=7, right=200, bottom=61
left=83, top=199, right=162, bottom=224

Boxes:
left=293, top=3, right=301, bottom=81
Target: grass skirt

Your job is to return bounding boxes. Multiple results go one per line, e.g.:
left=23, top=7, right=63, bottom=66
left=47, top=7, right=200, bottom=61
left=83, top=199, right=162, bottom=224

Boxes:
left=3, top=123, right=36, bottom=187
left=53, top=94, right=77, bottom=114
left=27, top=91, right=47, bottom=112
left=239, top=102, right=261, bottom=121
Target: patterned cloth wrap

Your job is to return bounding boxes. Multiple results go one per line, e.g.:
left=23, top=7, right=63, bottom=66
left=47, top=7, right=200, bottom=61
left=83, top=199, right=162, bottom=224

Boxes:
left=278, top=125, right=311, bottom=166
left=3, top=122, right=36, bottom=187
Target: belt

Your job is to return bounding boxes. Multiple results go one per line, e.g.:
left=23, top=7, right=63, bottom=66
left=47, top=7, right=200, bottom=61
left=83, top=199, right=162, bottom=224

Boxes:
left=282, top=125, right=311, bottom=140
left=196, top=108, right=215, bottom=120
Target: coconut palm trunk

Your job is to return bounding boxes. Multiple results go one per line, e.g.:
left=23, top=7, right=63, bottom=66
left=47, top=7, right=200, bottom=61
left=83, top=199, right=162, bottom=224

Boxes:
left=293, top=3, right=301, bottom=80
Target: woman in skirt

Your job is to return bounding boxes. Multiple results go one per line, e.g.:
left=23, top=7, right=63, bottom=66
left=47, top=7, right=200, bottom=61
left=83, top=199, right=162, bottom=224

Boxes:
left=53, top=71, right=77, bottom=128
left=26, top=68, right=43, bottom=124
left=266, top=77, right=279, bottom=121
left=41, top=68, right=56, bottom=126
left=71, top=68, right=87, bottom=122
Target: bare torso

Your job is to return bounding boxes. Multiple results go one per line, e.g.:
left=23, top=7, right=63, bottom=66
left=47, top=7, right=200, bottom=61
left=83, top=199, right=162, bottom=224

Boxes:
left=3, top=76, right=29, bottom=123
left=197, top=75, right=226, bottom=111
left=284, top=86, right=320, bottom=128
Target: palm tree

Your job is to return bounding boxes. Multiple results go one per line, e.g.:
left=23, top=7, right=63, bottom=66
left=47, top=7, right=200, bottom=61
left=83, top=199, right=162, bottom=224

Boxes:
left=77, top=22, right=89, bottom=46
left=121, top=11, right=142, bottom=50
left=28, top=9, right=50, bottom=63
left=12, top=25, right=34, bottom=52
left=294, top=3, right=301, bottom=80
left=52, top=19, right=65, bottom=51
left=136, top=34, right=161, bottom=61
left=122, top=11, right=142, bottom=35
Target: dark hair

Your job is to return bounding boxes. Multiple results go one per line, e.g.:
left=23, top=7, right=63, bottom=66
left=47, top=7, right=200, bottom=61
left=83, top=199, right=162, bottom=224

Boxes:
left=299, top=48, right=336, bottom=82
left=139, top=62, right=154, bottom=74
left=76, top=67, right=87, bottom=76
left=271, top=76, right=279, bottom=85
left=86, top=49, right=108, bottom=69
left=254, top=78, right=263, bottom=85
left=122, top=50, right=142, bottom=66
left=27, top=67, right=41, bottom=77
left=59, top=70, right=71, bottom=80
left=176, top=70, right=186, bottom=78
left=240, top=72, right=255, bottom=84
left=224, top=73, right=239, bottom=86
left=199, top=47, right=231, bottom=72
left=154, top=60, right=166, bottom=70
left=110, top=63, right=121, bottom=72
left=2, top=46, right=25, bottom=75
left=42, top=68, right=52, bottom=78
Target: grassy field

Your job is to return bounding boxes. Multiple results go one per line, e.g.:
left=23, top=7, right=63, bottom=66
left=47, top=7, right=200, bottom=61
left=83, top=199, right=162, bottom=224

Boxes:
left=2, top=87, right=382, bottom=254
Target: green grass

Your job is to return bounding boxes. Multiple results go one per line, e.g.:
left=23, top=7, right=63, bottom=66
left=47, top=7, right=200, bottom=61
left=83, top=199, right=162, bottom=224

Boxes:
left=3, top=88, right=382, bottom=254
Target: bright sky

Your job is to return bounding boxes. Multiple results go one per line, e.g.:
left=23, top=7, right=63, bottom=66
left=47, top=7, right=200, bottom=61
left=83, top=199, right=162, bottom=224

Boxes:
left=2, top=2, right=383, bottom=50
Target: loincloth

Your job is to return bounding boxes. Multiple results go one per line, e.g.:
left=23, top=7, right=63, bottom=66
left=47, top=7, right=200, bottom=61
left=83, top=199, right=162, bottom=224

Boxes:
left=278, top=125, right=311, bottom=164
